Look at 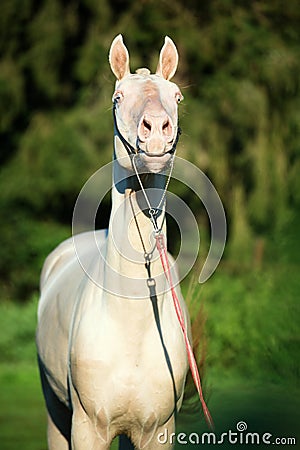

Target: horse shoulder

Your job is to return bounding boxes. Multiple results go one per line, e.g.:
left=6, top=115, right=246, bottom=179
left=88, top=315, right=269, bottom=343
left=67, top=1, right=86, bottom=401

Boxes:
left=37, top=230, right=108, bottom=405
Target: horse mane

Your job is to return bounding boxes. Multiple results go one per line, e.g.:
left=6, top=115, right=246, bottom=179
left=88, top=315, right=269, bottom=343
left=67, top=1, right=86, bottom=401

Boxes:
left=135, top=68, right=151, bottom=76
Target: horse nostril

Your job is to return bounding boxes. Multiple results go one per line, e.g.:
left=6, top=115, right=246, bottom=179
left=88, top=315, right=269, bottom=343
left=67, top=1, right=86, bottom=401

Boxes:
left=140, top=118, right=152, bottom=140
left=143, top=119, right=152, bottom=132
left=162, top=119, right=169, bottom=130
left=163, top=119, right=169, bottom=131
left=162, top=118, right=172, bottom=137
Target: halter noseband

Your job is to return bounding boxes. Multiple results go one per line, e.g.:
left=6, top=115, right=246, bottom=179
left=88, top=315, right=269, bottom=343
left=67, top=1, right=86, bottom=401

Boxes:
left=113, top=102, right=181, bottom=157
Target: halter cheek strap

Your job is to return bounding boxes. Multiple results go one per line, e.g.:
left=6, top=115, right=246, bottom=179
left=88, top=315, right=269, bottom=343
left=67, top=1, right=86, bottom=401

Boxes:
left=113, top=102, right=181, bottom=157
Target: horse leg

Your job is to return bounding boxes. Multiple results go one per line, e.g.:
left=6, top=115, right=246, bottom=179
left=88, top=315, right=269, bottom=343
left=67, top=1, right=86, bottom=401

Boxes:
left=38, top=356, right=72, bottom=449
left=47, top=412, right=71, bottom=450
left=70, top=391, right=111, bottom=450
left=141, top=414, right=175, bottom=450
left=71, top=409, right=111, bottom=450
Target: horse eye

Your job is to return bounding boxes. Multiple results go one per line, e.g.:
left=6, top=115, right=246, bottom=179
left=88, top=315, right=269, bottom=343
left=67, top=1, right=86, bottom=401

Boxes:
left=176, top=92, right=183, bottom=104
left=113, top=90, right=124, bottom=103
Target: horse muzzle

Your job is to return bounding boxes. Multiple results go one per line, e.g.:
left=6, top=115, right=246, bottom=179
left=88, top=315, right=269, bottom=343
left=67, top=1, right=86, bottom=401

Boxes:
left=135, top=147, right=173, bottom=173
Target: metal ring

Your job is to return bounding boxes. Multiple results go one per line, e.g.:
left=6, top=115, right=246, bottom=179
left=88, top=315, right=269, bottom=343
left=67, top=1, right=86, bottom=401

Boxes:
left=149, top=208, right=157, bottom=217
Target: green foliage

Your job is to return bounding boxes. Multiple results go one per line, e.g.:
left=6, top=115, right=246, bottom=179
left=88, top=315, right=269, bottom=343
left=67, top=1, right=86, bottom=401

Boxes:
left=0, top=58, right=24, bottom=132
left=181, top=209, right=300, bottom=387
left=0, top=297, right=38, bottom=363
left=0, top=213, right=69, bottom=300
left=202, top=268, right=300, bottom=383
left=0, top=0, right=299, bottom=306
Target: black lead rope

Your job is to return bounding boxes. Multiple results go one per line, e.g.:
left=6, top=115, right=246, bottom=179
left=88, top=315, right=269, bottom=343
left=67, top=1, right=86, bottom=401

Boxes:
left=113, top=102, right=181, bottom=157
left=128, top=190, right=178, bottom=421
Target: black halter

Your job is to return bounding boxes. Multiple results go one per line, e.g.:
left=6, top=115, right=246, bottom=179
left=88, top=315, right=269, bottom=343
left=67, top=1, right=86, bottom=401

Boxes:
left=113, top=102, right=181, bottom=157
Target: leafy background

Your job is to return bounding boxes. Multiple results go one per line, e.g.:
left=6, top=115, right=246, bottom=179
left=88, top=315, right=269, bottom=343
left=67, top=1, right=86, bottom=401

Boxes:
left=0, top=0, right=299, bottom=448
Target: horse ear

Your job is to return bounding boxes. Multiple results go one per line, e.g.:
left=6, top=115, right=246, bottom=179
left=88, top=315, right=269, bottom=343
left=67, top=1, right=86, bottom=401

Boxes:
left=156, top=36, right=178, bottom=80
left=109, top=34, right=130, bottom=80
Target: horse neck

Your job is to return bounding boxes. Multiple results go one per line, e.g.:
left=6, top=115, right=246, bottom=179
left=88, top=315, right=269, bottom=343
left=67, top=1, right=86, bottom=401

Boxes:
left=104, top=160, right=167, bottom=299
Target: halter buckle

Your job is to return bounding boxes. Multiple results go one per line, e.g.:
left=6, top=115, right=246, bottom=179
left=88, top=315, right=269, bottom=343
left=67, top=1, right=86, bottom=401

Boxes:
left=147, top=278, right=156, bottom=288
left=148, top=208, right=160, bottom=233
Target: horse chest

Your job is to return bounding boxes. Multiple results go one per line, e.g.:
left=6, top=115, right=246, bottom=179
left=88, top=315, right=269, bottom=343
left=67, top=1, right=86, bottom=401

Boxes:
left=69, top=303, right=188, bottom=430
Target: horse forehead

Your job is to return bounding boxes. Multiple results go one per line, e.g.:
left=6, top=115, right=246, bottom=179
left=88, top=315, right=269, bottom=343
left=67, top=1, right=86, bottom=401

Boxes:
left=120, top=75, right=175, bottom=98
left=143, top=79, right=159, bottom=94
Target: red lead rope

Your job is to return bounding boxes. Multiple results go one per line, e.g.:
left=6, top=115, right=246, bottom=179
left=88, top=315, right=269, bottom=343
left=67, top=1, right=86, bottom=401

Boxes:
left=155, top=232, right=214, bottom=430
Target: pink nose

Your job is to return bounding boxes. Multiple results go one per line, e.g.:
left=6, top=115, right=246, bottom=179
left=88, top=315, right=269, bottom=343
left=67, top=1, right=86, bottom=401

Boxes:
left=138, top=114, right=173, bottom=144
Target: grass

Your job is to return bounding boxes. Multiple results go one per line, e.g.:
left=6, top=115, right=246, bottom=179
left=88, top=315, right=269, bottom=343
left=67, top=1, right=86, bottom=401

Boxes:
left=0, top=299, right=47, bottom=449
left=0, top=364, right=47, bottom=450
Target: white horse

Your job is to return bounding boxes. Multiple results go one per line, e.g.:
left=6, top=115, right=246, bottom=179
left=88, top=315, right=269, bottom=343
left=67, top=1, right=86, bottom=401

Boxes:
left=36, top=35, right=193, bottom=450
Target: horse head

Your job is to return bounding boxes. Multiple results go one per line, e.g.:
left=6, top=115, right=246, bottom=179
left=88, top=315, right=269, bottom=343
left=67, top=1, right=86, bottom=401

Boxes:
left=109, top=35, right=183, bottom=173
